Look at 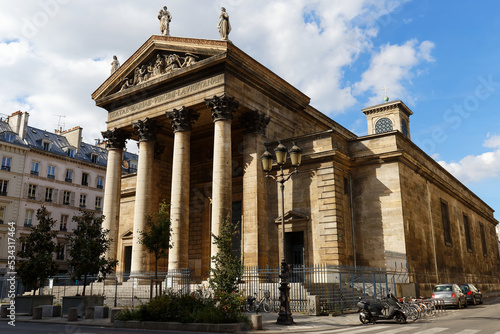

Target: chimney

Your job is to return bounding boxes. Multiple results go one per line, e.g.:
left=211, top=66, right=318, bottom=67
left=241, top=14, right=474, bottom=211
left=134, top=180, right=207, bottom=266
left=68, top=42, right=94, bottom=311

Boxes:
left=60, top=126, right=83, bottom=151
left=7, top=111, right=29, bottom=139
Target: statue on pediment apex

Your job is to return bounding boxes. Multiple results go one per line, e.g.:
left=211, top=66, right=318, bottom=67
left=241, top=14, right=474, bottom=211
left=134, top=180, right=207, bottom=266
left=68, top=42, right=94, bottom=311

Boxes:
left=158, top=6, right=172, bottom=36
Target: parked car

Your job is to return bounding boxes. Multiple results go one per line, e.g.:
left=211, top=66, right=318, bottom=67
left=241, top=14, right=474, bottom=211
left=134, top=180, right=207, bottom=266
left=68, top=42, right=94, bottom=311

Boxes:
left=459, top=283, right=483, bottom=305
left=431, top=284, right=467, bottom=308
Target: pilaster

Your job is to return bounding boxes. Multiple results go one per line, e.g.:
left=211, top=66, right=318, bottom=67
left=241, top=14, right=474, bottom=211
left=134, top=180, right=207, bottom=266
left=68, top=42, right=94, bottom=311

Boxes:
left=239, top=110, right=271, bottom=267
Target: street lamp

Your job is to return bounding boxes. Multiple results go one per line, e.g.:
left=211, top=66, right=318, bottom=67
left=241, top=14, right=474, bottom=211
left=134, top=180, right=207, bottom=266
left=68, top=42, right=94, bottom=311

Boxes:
left=261, top=140, right=301, bottom=325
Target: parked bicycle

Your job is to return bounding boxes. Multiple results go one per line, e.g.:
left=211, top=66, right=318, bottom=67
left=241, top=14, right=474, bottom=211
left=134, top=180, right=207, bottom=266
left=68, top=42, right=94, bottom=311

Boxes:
left=245, top=289, right=272, bottom=313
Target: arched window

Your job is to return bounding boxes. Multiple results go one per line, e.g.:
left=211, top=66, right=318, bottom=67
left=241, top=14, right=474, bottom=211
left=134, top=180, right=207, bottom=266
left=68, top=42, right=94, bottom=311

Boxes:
left=375, top=118, right=393, bottom=134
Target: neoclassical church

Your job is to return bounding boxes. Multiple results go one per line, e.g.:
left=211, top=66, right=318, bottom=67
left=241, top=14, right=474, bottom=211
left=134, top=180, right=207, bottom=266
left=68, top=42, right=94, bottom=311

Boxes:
left=92, top=32, right=500, bottom=293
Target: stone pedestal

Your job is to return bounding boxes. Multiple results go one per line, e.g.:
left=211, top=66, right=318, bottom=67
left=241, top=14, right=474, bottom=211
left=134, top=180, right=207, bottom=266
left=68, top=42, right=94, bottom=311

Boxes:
left=251, top=314, right=263, bottom=330
left=32, top=307, right=42, bottom=319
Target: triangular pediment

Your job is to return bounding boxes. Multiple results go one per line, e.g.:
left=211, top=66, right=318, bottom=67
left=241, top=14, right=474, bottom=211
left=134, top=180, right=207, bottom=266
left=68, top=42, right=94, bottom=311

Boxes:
left=274, top=210, right=310, bottom=224
left=92, top=35, right=230, bottom=103
left=121, top=230, right=134, bottom=239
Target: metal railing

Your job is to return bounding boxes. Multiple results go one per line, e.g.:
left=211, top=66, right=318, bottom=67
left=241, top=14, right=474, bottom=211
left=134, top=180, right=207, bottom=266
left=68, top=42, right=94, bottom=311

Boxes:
left=0, top=265, right=407, bottom=314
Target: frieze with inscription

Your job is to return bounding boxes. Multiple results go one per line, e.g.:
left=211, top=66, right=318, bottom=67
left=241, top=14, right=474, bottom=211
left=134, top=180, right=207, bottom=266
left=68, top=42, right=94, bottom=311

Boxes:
left=109, top=74, right=224, bottom=121
left=120, top=52, right=201, bottom=92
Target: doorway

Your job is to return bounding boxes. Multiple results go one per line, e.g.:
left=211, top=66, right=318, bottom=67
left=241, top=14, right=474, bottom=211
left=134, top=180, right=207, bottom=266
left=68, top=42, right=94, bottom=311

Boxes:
left=124, top=246, right=132, bottom=279
left=285, top=231, right=304, bottom=282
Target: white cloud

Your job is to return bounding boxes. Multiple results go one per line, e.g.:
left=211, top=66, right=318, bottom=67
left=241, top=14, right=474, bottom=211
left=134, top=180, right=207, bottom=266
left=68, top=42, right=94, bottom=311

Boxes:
left=438, top=136, right=500, bottom=183
left=0, top=0, right=429, bottom=147
left=353, top=39, right=435, bottom=105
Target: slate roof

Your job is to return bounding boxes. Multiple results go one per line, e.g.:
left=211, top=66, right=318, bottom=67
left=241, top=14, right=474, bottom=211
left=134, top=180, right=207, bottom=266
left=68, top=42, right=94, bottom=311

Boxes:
left=0, top=122, right=28, bottom=147
left=22, top=126, right=109, bottom=167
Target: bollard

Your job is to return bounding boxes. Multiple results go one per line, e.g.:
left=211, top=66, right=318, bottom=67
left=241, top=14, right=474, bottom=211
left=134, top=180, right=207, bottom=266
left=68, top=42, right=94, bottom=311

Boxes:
left=85, top=306, right=95, bottom=319
left=1, top=305, right=9, bottom=318
left=32, top=307, right=43, bottom=320
left=251, top=314, right=262, bottom=330
left=68, top=307, right=79, bottom=321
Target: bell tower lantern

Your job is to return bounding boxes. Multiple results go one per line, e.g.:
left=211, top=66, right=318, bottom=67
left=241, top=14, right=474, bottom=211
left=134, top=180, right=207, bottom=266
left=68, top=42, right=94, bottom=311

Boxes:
left=362, top=99, right=413, bottom=139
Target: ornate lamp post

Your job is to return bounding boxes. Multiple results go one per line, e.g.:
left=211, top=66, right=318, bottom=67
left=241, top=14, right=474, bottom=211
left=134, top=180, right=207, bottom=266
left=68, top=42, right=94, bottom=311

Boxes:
left=261, top=140, right=302, bottom=325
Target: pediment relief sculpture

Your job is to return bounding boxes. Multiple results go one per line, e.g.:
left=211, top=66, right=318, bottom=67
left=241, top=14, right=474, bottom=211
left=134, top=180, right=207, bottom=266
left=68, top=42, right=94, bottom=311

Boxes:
left=120, top=52, right=200, bottom=92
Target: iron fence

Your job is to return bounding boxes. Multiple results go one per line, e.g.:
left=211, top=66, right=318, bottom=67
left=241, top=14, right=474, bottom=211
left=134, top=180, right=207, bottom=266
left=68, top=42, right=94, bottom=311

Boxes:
left=0, top=265, right=407, bottom=314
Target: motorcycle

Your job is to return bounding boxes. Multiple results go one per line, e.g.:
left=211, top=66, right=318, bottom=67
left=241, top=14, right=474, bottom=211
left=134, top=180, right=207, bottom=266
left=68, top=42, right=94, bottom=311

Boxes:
left=357, top=294, right=406, bottom=324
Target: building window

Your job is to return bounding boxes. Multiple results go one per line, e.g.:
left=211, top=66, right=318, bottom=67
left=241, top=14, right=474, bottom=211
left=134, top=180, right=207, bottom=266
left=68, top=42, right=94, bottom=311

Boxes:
left=68, top=149, right=75, bottom=158
left=81, top=173, right=89, bottom=186
left=62, top=191, right=71, bottom=205
left=95, top=196, right=102, bottom=211
left=79, top=194, right=87, bottom=208
left=463, top=213, right=473, bottom=252
left=96, top=176, right=104, bottom=189
left=60, top=215, right=68, bottom=231
left=401, top=119, right=409, bottom=137
left=480, top=223, right=487, bottom=257
left=57, top=243, right=65, bottom=260
left=440, top=200, right=452, bottom=246
left=45, top=188, right=54, bottom=203
left=47, top=165, right=56, bottom=179
left=43, top=141, right=50, bottom=151
left=1, top=157, right=11, bottom=171
left=5, top=133, right=14, bottom=142
left=91, top=154, right=98, bottom=163
left=0, top=180, right=8, bottom=196
left=375, top=117, right=393, bottom=134
left=24, top=209, right=34, bottom=227
left=30, top=161, right=40, bottom=176
left=0, top=206, right=5, bottom=224
left=65, top=170, right=73, bottom=183
left=344, top=176, right=349, bottom=195
left=28, top=184, right=37, bottom=200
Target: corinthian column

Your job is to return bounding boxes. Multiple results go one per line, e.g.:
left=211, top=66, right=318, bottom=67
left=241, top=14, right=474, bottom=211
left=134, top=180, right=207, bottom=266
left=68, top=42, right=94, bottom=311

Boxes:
left=205, top=94, right=238, bottom=265
left=101, top=128, right=127, bottom=262
left=239, top=110, right=271, bottom=267
left=166, top=107, right=199, bottom=271
left=130, top=118, right=158, bottom=276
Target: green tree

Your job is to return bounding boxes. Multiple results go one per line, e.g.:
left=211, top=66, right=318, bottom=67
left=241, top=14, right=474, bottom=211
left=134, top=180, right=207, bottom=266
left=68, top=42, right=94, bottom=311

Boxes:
left=209, top=215, right=245, bottom=321
left=66, top=210, right=117, bottom=296
left=16, top=206, right=58, bottom=295
left=209, top=215, right=243, bottom=293
left=139, top=201, right=172, bottom=279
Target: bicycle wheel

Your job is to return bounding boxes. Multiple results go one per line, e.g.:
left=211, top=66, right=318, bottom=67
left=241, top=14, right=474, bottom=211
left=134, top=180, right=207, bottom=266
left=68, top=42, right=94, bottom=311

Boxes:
left=245, top=302, right=256, bottom=313
left=262, top=300, right=272, bottom=313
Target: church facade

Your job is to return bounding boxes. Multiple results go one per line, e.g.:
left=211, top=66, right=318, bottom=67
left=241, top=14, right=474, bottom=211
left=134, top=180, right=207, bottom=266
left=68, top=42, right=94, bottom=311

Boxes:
left=92, top=35, right=500, bottom=294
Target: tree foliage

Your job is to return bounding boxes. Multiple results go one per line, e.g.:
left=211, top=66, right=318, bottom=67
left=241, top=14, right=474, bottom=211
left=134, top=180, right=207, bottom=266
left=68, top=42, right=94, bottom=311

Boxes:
left=16, top=206, right=58, bottom=295
left=209, top=215, right=243, bottom=294
left=66, top=210, right=117, bottom=296
left=139, top=201, right=172, bottom=278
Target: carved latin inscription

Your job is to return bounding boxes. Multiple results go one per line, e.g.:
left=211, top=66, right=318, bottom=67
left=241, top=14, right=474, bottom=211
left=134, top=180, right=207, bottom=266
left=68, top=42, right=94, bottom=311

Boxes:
left=109, top=74, right=224, bottom=121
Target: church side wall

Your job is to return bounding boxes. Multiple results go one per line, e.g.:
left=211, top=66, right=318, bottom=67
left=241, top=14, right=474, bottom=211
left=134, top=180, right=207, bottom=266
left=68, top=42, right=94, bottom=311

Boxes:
left=399, top=161, right=500, bottom=296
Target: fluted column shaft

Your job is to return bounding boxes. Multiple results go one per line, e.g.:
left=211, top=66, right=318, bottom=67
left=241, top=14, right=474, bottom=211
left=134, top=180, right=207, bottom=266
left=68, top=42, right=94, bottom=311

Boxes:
left=101, top=128, right=126, bottom=263
left=205, top=94, right=238, bottom=267
left=166, top=107, right=199, bottom=271
left=130, top=118, right=157, bottom=276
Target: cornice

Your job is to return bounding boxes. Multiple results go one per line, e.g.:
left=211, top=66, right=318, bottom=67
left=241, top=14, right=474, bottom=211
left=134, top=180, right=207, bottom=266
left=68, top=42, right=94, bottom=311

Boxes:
left=361, top=100, right=413, bottom=117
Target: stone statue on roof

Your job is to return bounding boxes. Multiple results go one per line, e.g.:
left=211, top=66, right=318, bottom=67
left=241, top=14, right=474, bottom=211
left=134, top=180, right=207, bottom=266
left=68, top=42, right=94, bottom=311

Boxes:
left=110, top=55, right=120, bottom=75
left=158, top=6, right=172, bottom=36
left=217, top=7, right=231, bottom=40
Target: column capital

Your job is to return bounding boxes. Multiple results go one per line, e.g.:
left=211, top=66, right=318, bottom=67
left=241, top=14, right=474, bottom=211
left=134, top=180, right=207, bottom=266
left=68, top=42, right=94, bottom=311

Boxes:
left=239, top=110, right=271, bottom=136
left=101, top=128, right=127, bottom=149
left=166, top=107, right=200, bottom=132
left=133, top=117, right=159, bottom=142
left=205, top=94, right=239, bottom=122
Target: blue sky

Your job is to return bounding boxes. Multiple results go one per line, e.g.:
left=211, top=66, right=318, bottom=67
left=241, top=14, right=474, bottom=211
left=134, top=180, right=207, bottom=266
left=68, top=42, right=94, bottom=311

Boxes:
left=0, top=0, right=499, bottom=220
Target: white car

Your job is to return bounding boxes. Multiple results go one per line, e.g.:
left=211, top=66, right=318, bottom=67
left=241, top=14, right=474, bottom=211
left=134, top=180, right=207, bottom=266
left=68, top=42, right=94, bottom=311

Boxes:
left=431, top=284, right=467, bottom=308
